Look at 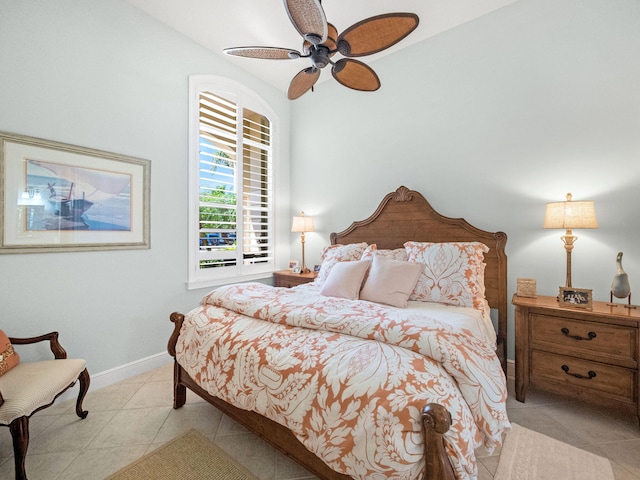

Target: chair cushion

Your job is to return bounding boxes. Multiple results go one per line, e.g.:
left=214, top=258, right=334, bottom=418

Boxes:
left=0, top=359, right=86, bottom=425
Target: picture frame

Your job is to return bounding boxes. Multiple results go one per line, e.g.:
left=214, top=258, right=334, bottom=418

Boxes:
left=292, top=266, right=302, bottom=274
left=558, top=287, right=593, bottom=309
left=288, top=260, right=299, bottom=270
left=0, top=131, right=150, bottom=253
left=313, top=264, right=321, bottom=273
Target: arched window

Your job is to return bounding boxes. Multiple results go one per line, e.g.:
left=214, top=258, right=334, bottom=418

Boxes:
left=188, top=76, right=277, bottom=289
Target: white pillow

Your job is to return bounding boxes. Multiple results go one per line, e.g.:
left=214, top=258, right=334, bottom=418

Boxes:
left=319, top=260, right=371, bottom=300
left=360, top=255, right=423, bottom=308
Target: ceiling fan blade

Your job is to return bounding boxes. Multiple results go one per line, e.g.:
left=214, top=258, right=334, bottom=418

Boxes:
left=331, top=59, right=380, bottom=92
left=224, top=46, right=302, bottom=60
left=283, top=0, right=328, bottom=46
left=287, top=67, right=321, bottom=100
left=337, top=13, right=419, bottom=57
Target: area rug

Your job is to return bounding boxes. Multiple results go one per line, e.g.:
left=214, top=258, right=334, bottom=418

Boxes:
left=494, top=423, right=614, bottom=480
left=106, top=429, right=258, bottom=480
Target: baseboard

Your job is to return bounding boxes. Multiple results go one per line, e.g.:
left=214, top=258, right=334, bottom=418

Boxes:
left=59, top=351, right=173, bottom=402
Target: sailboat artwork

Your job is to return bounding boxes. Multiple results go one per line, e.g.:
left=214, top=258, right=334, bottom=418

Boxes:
left=25, top=159, right=132, bottom=231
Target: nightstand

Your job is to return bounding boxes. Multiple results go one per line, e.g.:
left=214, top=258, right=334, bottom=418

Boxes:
left=273, top=269, right=317, bottom=288
left=513, top=294, right=640, bottom=423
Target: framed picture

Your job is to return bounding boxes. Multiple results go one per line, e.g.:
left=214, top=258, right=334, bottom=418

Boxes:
left=558, top=287, right=592, bottom=309
left=288, top=260, right=299, bottom=270
left=313, top=264, right=321, bottom=273
left=0, top=131, right=150, bottom=253
left=292, top=266, right=302, bottom=274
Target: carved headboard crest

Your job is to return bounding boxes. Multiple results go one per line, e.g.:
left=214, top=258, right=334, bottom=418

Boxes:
left=393, top=186, right=413, bottom=203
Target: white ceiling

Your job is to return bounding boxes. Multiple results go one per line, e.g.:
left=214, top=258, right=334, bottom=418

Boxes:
left=123, top=0, right=516, bottom=93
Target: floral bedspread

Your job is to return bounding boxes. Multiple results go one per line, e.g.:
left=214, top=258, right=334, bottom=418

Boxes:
left=176, top=282, right=510, bottom=480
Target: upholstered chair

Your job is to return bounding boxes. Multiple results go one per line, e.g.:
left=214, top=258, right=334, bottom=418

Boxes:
left=0, top=331, right=89, bottom=480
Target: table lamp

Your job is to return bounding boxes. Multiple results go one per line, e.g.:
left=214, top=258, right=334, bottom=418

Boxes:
left=291, top=211, right=314, bottom=273
left=543, top=193, right=598, bottom=287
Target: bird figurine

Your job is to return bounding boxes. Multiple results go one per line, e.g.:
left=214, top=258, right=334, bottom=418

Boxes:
left=610, top=251, right=631, bottom=305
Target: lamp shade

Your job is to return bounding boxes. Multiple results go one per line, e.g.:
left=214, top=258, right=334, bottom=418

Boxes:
left=291, top=213, right=314, bottom=233
left=543, top=193, right=598, bottom=230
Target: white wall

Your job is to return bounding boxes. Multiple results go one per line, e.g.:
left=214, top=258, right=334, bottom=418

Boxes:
left=289, top=0, right=640, bottom=358
left=0, top=0, right=292, bottom=373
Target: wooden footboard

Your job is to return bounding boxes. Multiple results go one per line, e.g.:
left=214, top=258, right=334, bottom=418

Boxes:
left=168, top=312, right=456, bottom=480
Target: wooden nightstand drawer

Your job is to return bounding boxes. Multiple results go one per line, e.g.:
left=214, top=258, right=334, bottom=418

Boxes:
left=531, top=350, right=636, bottom=403
left=531, top=314, right=637, bottom=368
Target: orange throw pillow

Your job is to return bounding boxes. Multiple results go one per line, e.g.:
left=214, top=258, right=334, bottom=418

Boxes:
left=0, top=330, right=20, bottom=376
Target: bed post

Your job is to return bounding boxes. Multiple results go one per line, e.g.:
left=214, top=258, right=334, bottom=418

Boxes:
left=422, top=404, right=456, bottom=480
left=168, top=312, right=187, bottom=408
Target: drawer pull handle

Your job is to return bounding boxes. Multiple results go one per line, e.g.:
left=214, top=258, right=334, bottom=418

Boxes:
left=561, top=364, right=596, bottom=380
left=561, top=327, right=596, bottom=341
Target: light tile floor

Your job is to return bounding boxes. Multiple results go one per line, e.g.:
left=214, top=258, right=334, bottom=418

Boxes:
left=1, top=363, right=639, bottom=479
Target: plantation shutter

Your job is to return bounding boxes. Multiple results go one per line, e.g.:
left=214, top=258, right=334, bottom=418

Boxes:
left=189, top=79, right=274, bottom=287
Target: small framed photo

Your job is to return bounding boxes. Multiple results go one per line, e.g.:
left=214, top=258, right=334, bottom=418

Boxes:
left=292, top=266, right=302, bottom=274
left=313, top=264, right=321, bottom=273
left=288, top=260, right=299, bottom=270
left=558, top=287, right=592, bottom=309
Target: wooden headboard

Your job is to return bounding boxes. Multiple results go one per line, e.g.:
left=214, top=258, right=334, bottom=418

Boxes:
left=331, top=186, right=508, bottom=371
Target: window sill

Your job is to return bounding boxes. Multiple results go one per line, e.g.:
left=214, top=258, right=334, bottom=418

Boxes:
left=186, top=272, right=275, bottom=291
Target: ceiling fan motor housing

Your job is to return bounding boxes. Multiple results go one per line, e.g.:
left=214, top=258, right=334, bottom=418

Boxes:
left=310, top=45, right=331, bottom=69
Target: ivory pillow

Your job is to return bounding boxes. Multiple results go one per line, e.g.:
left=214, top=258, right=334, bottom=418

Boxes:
left=0, top=330, right=20, bottom=376
left=360, top=255, right=423, bottom=308
left=320, top=260, right=371, bottom=300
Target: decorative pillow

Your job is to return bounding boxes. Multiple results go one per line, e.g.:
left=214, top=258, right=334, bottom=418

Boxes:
left=0, top=330, right=20, bottom=376
left=404, top=241, right=489, bottom=311
left=315, top=243, right=368, bottom=287
left=320, top=260, right=371, bottom=300
left=361, top=244, right=408, bottom=262
left=360, top=255, right=423, bottom=308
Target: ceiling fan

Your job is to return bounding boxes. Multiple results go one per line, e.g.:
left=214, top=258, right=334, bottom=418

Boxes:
left=223, top=0, right=419, bottom=100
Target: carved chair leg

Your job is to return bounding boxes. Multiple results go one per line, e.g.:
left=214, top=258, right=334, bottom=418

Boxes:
left=9, top=416, right=29, bottom=480
left=75, top=368, right=90, bottom=419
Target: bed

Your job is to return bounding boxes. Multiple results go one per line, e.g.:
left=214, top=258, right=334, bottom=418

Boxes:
left=168, top=186, right=510, bottom=480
